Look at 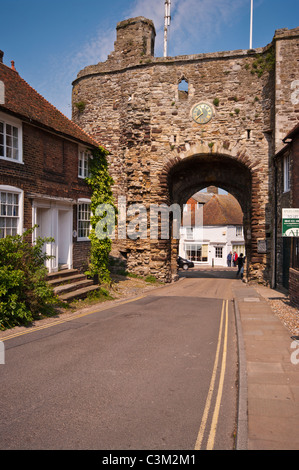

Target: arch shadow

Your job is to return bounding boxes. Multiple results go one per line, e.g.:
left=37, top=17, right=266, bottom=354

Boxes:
left=164, top=152, right=252, bottom=280
left=178, top=266, right=239, bottom=280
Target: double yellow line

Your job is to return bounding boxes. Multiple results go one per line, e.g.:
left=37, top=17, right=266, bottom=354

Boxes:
left=194, top=299, right=229, bottom=450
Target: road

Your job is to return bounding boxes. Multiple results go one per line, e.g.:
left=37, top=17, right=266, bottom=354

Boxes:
left=0, top=269, right=240, bottom=450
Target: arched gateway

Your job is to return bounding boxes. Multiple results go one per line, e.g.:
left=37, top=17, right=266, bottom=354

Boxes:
left=72, top=17, right=299, bottom=284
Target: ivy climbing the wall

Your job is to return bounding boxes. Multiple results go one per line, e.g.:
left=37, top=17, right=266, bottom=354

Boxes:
left=85, top=146, right=117, bottom=284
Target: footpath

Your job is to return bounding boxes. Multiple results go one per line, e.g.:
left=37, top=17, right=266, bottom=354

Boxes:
left=233, top=282, right=299, bottom=450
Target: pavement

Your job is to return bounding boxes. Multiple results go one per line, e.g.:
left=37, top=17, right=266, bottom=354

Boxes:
left=233, top=282, right=299, bottom=450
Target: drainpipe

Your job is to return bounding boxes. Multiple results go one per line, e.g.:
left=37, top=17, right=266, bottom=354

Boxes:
left=273, top=158, right=278, bottom=288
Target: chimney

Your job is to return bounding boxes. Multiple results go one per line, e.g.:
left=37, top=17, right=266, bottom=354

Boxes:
left=0, top=51, right=3, bottom=63
left=207, top=186, right=218, bottom=194
left=11, top=60, right=16, bottom=71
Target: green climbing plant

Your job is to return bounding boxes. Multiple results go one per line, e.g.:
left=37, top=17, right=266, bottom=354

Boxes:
left=85, top=146, right=116, bottom=284
left=250, top=47, right=275, bottom=77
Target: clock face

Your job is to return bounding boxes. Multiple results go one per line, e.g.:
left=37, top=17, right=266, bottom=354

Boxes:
left=191, top=102, right=214, bottom=124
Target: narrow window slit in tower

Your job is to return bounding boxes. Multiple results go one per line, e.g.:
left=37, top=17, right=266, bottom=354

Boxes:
left=178, top=79, right=188, bottom=101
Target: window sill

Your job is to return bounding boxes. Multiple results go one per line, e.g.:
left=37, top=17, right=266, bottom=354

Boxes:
left=0, top=156, right=24, bottom=165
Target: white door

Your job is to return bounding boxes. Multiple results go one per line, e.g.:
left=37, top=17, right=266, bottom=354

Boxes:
left=36, top=206, right=56, bottom=272
left=33, top=201, right=73, bottom=273
left=58, top=209, right=72, bottom=268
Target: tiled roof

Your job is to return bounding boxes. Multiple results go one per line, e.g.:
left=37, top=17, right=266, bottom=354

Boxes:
left=203, top=194, right=243, bottom=226
left=184, top=193, right=243, bottom=226
left=0, top=61, right=100, bottom=148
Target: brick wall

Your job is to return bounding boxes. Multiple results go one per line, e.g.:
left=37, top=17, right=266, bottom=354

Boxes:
left=292, top=135, right=299, bottom=208
left=274, top=123, right=299, bottom=290
left=0, top=120, right=92, bottom=269
left=289, top=268, right=299, bottom=307
left=289, top=133, right=299, bottom=304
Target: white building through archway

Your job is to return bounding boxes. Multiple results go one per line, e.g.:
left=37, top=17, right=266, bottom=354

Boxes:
left=179, top=186, right=245, bottom=267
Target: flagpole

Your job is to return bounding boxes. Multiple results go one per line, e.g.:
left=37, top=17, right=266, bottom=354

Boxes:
left=164, top=0, right=171, bottom=57
left=249, top=0, right=253, bottom=49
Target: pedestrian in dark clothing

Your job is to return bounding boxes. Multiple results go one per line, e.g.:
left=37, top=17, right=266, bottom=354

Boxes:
left=227, top=251, right=232, bottom=267
left=236, top=253, right=244, bottom=278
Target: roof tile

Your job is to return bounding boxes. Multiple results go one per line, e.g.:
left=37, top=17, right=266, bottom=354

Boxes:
left=0, top=61, right=100, bottom=148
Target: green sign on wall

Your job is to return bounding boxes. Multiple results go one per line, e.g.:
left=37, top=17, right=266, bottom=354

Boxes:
left=282, top=208, right=299, bottom=237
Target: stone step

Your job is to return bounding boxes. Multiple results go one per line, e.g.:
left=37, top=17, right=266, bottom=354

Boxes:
left=47, top=269, right=79, bottom=281
left=53, top=279, right=94, bottom=296
left=48, top=273, right=86, bottom=286
left=59, top=285, right=100, bottom=302
left=47, top=269, right=99, bottom=303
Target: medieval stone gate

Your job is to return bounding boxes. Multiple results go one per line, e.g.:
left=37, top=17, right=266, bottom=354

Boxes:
left=72, top=17, right=299, bottom=284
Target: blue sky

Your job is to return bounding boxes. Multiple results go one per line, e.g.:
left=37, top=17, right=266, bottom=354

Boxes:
left=1, top=0, right=299, bottom=118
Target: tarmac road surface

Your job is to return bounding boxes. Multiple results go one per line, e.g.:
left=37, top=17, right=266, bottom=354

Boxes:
left=0, top=270, right=239, bottom=450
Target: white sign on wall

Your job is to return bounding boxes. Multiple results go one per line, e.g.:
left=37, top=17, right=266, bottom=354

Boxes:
left=282, top=208, right=299, bottom=237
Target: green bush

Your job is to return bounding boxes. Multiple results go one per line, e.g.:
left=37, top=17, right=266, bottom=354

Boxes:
left=0, top=227, right=58, bottom=330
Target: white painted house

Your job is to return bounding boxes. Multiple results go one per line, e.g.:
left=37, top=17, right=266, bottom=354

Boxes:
left=179, top=188, right=245, bottom=267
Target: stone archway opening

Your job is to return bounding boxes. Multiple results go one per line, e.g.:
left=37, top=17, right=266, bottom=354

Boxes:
left=166, top=153, right=252, bottom=280
left=179, top=186, right=246, bottom=272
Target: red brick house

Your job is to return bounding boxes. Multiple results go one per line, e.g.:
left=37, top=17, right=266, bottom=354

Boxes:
left=0, top=52, right=101, bottom=273
left=274, top=123, right=299, bottom=306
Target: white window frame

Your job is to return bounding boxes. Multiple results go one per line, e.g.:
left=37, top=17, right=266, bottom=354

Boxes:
left=283, top=153, right=290, bottom=193
left=0, top=112, right=23, bottom=164
left=78, top=148, right=91, bottom=179
left=215, top=246, right=223, bottom=259
left=77, top=198, right=91, bottom=241
left=236, top=226, right=243, bottom=237
left=0, top=185, right=24, bottom=238
left=186, top=227, right=194, bottom=240
left=185, top=243, right=209, bottom=262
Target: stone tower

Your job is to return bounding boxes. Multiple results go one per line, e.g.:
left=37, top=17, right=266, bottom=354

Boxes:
left=72, top=17, right=299, bottom=284
left=109, top=17, right=156, bottom=64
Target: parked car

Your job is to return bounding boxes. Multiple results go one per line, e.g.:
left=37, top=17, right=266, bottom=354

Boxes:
left=177, top=256, right=194, bottom=270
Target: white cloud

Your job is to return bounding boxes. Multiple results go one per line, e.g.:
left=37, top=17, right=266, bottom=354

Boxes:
left=169, top=0, right=248, bottom=55
left=71, top=0, right=249, bottom=74
left=127, top=0, right=165, bottom=27
left=39, top=27, right=117, bottom=117
left=42, top=0, right=250, bottom=117
left=72, top=27, right=116, bottom=70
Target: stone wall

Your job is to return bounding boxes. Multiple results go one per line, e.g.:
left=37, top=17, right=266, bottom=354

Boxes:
left=72, top=17, right=299, bottom=283
left=274, top=27, right=299, bottom=151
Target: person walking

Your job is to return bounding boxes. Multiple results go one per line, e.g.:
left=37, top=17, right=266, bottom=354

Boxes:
left=227, top=251, right=232, bottom=267
left=236, top=253, right=244, bottom=278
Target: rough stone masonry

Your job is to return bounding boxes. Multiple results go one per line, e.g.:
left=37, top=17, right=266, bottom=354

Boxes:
left=72, top=17, right=299, bottom=283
